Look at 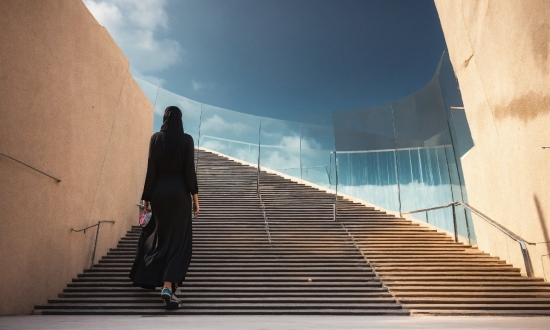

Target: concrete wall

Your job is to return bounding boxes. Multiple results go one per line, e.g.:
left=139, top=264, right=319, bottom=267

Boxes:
left=434, top=0, right=550, bottom=278
left=0, top=1, right=153, bottom=314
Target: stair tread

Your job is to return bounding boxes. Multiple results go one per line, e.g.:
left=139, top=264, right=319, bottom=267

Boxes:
left=34, top=149, right=549, bottom=317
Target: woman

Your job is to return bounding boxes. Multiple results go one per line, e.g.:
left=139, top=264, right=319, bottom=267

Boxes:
left=130, top=106, right=199, bottom=309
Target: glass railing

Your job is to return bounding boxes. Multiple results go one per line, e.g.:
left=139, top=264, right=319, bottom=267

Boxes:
left=335, top=149, right=399, bottom=211
left=133, top=51, right=476, bottom=244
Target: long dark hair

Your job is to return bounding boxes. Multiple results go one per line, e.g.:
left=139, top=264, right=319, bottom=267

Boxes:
left=160, top=106, right=184, bottom=157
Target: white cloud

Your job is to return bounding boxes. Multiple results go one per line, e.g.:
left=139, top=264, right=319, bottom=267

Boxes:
left=189, top=115, right=328, bottom=181
left=233, top=146, right=258, bottom=164
left=197, top=117, right=326, bottom=175
left=201, top=139, right=228, bottom=153
left=152, top=89, right=202, bottom=119
left=131, top=68, right=165, bottom=87
left=84, top=0, right=182, bottom=75
left=200, top=114, right=251, bottom=136
left=192, top=80, right=203, bottom=92
left=278, top=135, right=301, bottom=151
left=262, top=148, right=300, bottom=171
left=176, top=97, right=202, bottom=120
left=192, top=80, right=215, bottom=92
left=278, top=135, right=321, bottom=151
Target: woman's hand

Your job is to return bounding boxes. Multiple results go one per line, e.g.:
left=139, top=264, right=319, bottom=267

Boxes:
left=143, top=200, right=152, bottom=213
left=192, top=194, right=200, bottom=216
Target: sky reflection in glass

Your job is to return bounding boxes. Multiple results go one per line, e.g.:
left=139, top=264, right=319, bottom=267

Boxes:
left=133, top=52, right=475, bottom=243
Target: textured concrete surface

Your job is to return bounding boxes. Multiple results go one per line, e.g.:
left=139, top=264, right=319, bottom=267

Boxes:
left=434, top=0, right=550, bottom=279
left=1, top=315, right=550, bottom=330
left=0, top=0, right=154, bottom=315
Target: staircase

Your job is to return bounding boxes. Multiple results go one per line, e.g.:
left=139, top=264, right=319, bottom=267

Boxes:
left=336, top=202, right=550, bottom=315
left=33, top=150, right=550, bottom=315
left=33, top=150, right=405, bottom=315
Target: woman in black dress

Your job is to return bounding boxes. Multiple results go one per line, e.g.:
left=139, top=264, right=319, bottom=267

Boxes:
left=130, top=106, right=199, bottom=309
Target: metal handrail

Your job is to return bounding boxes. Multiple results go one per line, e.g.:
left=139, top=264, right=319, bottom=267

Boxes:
left=404, top=201, right=534, bottom=277
left=402, top=202, right=457, bottom=214
left=333, top=145, right=452, bottom=154
left=71, top=220, right=116, bottom=268
left=258, top=190, right=272, bottom=245
left=333, top=151, right=338, bottom=221
left=256, top=122, right=271, bottom=244
left=0, top=152, right=61, bottom=182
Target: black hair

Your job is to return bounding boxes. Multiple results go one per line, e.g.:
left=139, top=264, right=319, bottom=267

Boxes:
left=159, top=106, right=184, bottom=158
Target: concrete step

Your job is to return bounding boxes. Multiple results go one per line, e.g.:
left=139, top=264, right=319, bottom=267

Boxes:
left=47, top=297, right=399, bottom=304
left=409, top=309, right=550, bottom=316
left=34, top=149, right=550, bottom=316
left=34, top=302, right=405, bottom=310
left=34, top=308, right=410, bottom=316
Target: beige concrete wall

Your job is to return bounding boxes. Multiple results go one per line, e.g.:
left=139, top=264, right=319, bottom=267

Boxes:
left=434, top=0, right=550, bottom=278
left=0, top=1, right=154, bottom=314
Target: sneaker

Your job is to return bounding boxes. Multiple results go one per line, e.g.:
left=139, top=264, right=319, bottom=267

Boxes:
left=171, top=292, right=180, bottom=305
left=161, top=287, right=180, bottom=309
left=160, top=287, right=172, bottom=304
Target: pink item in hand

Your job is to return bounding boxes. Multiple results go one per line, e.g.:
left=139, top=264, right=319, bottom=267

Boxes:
left=139, top=209, right=152, bottom=227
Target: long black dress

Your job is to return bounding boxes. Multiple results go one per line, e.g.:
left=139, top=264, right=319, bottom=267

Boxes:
left=129, top=132, right=198, bottom=289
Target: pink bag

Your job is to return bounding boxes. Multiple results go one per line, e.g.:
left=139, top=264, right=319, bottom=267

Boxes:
left=139, top=209, right=152, bottom=227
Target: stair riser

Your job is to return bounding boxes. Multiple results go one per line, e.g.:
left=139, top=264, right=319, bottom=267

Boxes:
left=34, top=150, right=550, bottom=316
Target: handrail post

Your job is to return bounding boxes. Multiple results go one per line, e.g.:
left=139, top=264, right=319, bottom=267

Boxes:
left=334, top=151, right=338, bottom=221
left=407, top=201, right=536, bottom=277
left=519, top=241, right=534, bottom=277
left=71, top=220, right=115, bottom=268
left=257, top=121, right=261, bottom=196
left=451, top=202, right=458, bottom=243
left=91, top=221, right=101, bottom=268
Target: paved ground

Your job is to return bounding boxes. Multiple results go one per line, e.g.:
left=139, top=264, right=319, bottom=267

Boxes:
left=1, top=315, right=549, bottom=330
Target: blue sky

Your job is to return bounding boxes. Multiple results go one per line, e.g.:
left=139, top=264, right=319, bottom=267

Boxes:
left=84, top=0, right=446, bottom=121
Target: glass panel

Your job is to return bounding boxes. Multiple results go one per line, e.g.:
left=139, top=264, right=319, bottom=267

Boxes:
left=300, top=123, right=335, bottom=189
left=299, top=112, right=334, bottom=126
left=437, top=52, right=476, bottom=243
left=392, top=75, right=455, bottom=232
left=438, top=51, right=474, bottom=158
left=133, top=77, right=159, bottom=106
left=333, top=105, right=396, bottom=152
left=259, top=118, right=301, bottom=178
left=335, top=150, right=399, bottom=211
left=443, top=142, right=476, bottom=244
left=449, top=110, right=474, bottom=158
left=333, top=104, right=399, bottom=212
left=199, top=103, right=260, bottom=164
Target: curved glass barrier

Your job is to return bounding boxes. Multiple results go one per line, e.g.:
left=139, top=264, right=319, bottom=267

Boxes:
left=133, top=51, right=476, bottom=243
